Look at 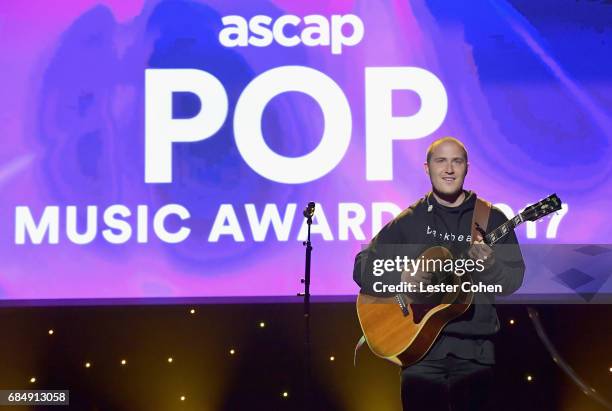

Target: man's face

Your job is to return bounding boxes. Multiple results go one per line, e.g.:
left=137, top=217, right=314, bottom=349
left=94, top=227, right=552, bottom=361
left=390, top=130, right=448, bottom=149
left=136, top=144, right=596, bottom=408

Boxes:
left=424, top=141, right=468, bottom=196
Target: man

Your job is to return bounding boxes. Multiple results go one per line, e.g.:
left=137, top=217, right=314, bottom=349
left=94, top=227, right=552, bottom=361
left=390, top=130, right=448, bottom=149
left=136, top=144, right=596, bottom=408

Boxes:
left=353, top=137, right=525, bottom=411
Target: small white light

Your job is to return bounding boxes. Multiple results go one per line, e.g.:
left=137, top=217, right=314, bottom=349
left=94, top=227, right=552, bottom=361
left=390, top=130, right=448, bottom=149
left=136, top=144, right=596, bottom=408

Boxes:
left=229, top=349, right=236, bottom=355
left=85, top=362, right=91, bottom=368
left=180, top=395, right=186, bottom=401
left=48, top=329, right=54, bottom=335
left=120, top=359, right=127, bottom=366
left=259, top=322, right=266, bottom=328
left=282, top=391, right=289, bottom=398
left=167, top=357, right=173, bottom=363
left=329, top=356, right=335, bottom=361
left=526, top=375, right=533, bottom=382
left=509, top=319, right=515, bottom=325
left=29, top=377, right=36, bottom=383
left=189, top=308, right=196, bottom=314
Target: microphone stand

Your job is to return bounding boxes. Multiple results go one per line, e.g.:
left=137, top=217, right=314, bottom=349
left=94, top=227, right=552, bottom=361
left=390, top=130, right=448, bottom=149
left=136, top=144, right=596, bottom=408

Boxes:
left=298, top=202, right=315, bottom=411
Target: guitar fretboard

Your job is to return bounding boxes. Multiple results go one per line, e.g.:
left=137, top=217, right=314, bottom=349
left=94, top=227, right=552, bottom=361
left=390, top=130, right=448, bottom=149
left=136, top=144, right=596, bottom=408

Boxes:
left=484, top=214, right=523, bottom=245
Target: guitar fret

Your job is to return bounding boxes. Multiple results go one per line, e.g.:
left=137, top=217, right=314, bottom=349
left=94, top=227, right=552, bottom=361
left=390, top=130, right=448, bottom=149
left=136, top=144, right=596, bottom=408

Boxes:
left=484, top=209, right=532, bottom=245
left=486, top=220, right=513, bottom=245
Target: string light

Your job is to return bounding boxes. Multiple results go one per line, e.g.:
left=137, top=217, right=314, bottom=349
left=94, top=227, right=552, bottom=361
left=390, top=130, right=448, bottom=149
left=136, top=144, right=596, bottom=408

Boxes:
left=282, top=391, right=289, bottom=398
left=526, top=374, right=533, bottom=382
left=180, top=395, right=186, bottom=401
left=329, top=356, right=335, bottom=361
left=189, top=308, right=196, bottom=315
left=167, top=357, right=173, bottom=363
left=509, top=319, right=515, bottom=325
left=85, top=362, right=91, bottom=368
left=120, top=359, right=127, bottom=366
left=29, top=377, right=36, bottom=383
left=229, top=349, right=236, bottom=355
left=259, top=322, right=266, bottom=328
left=48, top=329, right=54, bottom=335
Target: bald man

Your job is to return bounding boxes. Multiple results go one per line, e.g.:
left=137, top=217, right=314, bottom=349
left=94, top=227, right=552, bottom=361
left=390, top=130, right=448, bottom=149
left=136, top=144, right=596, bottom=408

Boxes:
left=353, top=137, right=525, bottom=411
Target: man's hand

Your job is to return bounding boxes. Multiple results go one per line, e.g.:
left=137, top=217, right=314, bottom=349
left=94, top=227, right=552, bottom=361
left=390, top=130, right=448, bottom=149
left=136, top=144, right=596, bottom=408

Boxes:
left=399, top=268, right=434, bottom=302
left=468, top=234, right=495, bottom=269
left=401, top=268, right=433, bottom=286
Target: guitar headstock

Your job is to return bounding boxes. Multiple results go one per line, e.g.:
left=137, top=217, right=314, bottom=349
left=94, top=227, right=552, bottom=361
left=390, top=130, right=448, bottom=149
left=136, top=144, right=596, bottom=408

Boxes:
left=521, top=193, right=562, bottom=222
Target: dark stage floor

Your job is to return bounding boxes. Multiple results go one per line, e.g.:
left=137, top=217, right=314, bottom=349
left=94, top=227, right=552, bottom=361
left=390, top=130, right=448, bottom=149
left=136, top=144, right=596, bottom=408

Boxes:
left=0, top=303, right=610, bottom=410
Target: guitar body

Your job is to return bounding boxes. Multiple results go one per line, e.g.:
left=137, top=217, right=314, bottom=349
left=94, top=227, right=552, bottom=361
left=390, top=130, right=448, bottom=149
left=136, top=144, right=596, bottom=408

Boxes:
left=355, top=246, right=473, bottom=367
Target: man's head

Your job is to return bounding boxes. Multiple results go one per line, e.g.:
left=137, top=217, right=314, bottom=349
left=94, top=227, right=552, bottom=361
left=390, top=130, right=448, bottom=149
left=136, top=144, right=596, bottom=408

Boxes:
left=424, top=137, right=468, bottom=197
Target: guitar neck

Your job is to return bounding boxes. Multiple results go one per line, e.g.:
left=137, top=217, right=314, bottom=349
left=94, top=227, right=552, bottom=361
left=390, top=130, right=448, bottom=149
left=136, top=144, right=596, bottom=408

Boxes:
left=482, top=193, right=562, bottom=245
left=484, top=214, right=524, bottom=245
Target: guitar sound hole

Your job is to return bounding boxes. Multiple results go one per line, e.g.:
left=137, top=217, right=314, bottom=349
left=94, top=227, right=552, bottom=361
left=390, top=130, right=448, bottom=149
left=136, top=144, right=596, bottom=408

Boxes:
left=410, top=304, right=436, bottom=324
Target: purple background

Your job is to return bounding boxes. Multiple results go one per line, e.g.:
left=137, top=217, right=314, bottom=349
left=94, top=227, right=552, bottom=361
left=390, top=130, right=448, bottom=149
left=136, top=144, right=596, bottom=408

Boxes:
left=0, top=0, right=611, bottom=302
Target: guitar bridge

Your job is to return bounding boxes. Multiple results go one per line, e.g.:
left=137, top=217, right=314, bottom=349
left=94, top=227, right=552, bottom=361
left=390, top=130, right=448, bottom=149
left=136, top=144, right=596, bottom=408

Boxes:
left=395, top=294, right=410, bottom=317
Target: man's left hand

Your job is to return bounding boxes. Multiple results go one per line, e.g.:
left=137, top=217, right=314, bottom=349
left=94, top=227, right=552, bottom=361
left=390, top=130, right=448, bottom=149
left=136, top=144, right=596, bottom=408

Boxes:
left=468, top=234, right=495, bottom=269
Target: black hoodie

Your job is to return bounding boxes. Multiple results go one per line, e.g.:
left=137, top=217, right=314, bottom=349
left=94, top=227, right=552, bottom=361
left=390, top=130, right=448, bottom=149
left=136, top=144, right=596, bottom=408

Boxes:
left=353, top=190, right=525, bottom=364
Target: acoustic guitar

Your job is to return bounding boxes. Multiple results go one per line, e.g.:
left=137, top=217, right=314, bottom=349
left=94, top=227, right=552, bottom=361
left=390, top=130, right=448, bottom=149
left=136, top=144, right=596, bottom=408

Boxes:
left=355, top=194, right=562, bottom=367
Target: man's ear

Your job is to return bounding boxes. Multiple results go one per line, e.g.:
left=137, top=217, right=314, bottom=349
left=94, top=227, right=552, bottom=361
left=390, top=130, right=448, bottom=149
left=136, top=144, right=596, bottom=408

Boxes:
left=423, top=162, right=430, bottom=176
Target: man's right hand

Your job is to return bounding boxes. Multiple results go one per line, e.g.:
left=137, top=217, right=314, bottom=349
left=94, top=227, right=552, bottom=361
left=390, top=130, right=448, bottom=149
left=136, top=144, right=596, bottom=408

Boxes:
left=401, top=268, right=433, bottom=286
left=400, top=269, right=434, bottom=302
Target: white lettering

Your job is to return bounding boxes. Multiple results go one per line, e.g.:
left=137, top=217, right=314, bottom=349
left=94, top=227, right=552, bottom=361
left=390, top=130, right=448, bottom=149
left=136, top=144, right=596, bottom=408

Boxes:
left=66, top=205, right=97, bottom=244
left=297, top=203, right=333, bottom=241
left=153, top=204, right=191, bottom=243
left=546, top=203, right=568, bottom=239
left=234, top=66, right=351, bottom=183
left=273, top=15, right=301, bottom=47
left=15, top=206, right=59, bottom=244
left=219, top=15, right=248, bottom=47
left=248, top=15, right=273, bottom=47
left=330, top=14, right=364, bottom=55
left=371, top=202, right=401, bottom=235
left=219, top=14, right=364, bottom=54
left=365, top=67, right=448, bottom=180
left=209, top=204, right=245, bottom=242
left=338, top=202, right=366, bottom=240
left=145, top=69, right=228, bottom=183
left=245, top=203, right=297, bottom=241
left=102, top=205, right=132, bottom=244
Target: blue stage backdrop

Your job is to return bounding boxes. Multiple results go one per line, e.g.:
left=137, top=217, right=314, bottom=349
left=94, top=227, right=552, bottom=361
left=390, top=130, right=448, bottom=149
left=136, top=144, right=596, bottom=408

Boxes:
left=0, top=0, right=610, bottom=303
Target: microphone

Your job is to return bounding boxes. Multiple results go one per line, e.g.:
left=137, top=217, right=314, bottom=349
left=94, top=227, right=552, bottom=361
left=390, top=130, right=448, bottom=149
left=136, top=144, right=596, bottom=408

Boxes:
left=303, top=202, right=316, bottom=219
